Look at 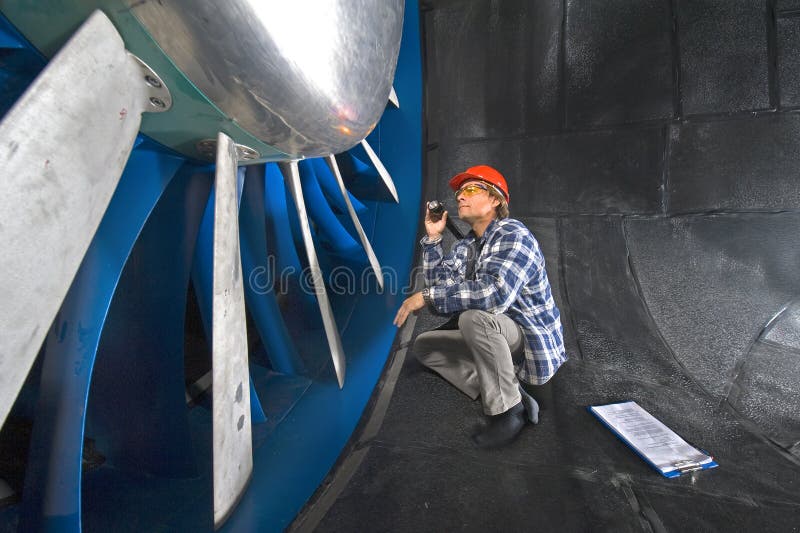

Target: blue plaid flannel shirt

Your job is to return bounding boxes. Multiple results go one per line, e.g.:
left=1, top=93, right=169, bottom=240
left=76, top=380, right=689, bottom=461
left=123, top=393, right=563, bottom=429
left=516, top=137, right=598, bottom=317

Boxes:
left=421, top=218, right=566, bottom=385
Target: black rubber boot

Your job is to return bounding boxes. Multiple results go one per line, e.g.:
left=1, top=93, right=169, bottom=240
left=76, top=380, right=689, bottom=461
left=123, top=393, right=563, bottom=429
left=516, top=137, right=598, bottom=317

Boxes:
left=518, top=384, right=540, bottom=424
left=471, top=402, right=527, bottom=449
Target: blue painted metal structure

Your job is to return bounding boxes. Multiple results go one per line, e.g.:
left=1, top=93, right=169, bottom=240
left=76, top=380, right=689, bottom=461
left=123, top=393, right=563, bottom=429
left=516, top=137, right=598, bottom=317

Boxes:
left=297, top=159, right=363, bottom=259
left=0, top=1, right=421, bottom=531
left=239, top=166, right=304, bottom=377
left=20, top=146, right=208, bottom=530
left=311, top=158, right=368, bottom=217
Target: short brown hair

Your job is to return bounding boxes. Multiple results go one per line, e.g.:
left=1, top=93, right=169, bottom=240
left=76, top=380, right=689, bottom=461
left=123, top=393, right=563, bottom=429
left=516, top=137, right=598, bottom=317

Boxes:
left=488, top=187, right=509, bottom=219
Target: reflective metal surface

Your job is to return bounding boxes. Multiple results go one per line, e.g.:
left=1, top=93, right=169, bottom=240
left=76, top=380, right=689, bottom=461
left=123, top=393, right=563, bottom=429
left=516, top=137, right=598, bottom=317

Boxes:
left=128, top=54, right=172, bottom=112
left=0, top=10, right=163, bottom=427
left=279, top=161, right=347, bottom=388
left=196, top=138, right=260, bottom=161
left=126, top=0, right=404, bottom=158
left=325, top=154, right=384, bottom=289
left=212, top=132, right=253, bottom=527
left=361, top=138, right=399, bottom=202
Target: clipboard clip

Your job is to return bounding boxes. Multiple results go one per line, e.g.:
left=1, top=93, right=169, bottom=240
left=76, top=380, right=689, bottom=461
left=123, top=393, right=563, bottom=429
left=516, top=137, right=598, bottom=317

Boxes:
left=673, top=460, right=703, bottom=473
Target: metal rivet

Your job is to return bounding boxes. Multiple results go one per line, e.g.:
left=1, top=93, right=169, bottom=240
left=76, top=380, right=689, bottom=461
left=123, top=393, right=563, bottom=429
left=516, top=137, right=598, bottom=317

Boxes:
left=149, top=97, right=166, bottom=108
left=144, top=74, right=162, bottom=88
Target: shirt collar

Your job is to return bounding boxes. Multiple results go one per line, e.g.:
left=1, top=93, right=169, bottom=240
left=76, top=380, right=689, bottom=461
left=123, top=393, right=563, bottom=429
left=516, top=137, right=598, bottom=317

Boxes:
left=467, top=218, right=500, bottom=243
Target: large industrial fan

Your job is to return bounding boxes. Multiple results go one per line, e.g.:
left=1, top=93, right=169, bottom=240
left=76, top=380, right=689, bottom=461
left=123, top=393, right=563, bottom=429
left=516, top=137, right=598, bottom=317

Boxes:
left=0, top=2, right=422, bottom=530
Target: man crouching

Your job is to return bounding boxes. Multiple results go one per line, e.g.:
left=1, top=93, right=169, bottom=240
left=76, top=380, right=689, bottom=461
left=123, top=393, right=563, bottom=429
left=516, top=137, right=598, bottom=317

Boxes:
left=393, top=165, right=566, bottom=448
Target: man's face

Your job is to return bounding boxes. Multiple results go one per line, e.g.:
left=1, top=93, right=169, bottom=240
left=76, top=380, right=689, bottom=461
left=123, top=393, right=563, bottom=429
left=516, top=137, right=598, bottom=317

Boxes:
left=455, top=179, right=499, bottom=223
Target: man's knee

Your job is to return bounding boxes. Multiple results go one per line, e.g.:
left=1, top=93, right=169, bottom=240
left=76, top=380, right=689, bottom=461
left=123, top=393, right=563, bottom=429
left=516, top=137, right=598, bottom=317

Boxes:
left=458, top=309, right=493, bottom=327
left=412, top=331, right=437, bottom=363
left=458, top=309, right=493, bottom=339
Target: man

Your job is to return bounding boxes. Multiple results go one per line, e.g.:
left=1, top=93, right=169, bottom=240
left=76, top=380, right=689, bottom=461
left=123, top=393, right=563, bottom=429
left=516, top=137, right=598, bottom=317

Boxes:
left=393, top=165, right=566, bottom=448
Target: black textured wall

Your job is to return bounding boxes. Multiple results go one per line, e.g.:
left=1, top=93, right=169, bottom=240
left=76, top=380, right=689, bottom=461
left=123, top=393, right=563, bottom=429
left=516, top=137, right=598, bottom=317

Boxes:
left=415, top=0, right=800, bottom=527
left=424, top=0, right=800, bottom=217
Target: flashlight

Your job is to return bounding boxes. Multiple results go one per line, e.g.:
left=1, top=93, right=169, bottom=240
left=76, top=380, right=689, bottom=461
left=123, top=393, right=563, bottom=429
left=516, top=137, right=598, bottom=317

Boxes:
left=425, top=199, right=464, bottom=240
left=427, top=200, right=445, bottom=222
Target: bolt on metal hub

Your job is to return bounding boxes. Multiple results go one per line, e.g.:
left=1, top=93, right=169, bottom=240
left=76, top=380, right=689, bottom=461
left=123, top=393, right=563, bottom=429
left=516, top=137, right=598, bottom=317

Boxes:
left=128, top=53, right=172, bottom=113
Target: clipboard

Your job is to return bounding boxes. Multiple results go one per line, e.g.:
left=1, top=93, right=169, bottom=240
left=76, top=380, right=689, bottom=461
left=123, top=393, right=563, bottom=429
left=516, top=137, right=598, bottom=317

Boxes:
left=589, top=400, right=718, bottom=478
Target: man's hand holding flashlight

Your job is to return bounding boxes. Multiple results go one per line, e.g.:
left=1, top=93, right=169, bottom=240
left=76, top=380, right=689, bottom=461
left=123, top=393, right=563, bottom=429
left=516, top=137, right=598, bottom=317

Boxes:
left=424, top=203, right=447, bottom=240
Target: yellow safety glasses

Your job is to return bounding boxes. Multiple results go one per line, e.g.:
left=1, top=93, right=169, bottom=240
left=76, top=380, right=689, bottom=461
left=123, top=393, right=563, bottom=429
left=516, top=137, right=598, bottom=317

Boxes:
left=454, top=183, right=489, bottom=199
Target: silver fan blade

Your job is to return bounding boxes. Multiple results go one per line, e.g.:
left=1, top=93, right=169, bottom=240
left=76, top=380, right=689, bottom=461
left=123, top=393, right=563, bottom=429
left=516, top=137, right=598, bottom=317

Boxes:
left=360, top=138, right=399, bottom=203
left=388, top=86, right=399, bottom=108
left=0, top=10, right=170, bottom=428
left=279, top=161, right=346, bottom=388
left=325, top=154, right=384, bottom=289
left=212, top=132, right=253, bottom=527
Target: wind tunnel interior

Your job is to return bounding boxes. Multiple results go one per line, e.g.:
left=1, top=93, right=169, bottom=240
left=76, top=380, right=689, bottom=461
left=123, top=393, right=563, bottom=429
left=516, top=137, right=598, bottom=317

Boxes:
left=308, top=1, right=800, bottom=531
left=0, top=4, right=422, bottom=531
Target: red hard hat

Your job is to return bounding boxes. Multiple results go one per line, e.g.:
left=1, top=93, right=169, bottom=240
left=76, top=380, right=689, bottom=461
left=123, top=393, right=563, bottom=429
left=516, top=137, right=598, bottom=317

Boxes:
left=448, top=165, right=510, bottom=203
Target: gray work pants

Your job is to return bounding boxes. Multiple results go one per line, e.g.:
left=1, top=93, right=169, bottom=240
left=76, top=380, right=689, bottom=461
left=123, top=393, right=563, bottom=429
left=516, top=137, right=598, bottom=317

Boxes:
left=413, top=309, right=524, bottom=416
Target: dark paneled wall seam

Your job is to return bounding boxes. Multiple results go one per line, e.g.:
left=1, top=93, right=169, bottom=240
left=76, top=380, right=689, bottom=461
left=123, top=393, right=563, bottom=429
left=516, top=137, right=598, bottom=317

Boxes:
left=768, top=0, right=780, bottom=109
left=721, top=395, right=800, bottom=466
left=790, top=443, right=800, bottom=459
left=668, top=0, right=683, bottom=118
left=723, top=320, right=773, bottom=409
left=555, top=217, right=582, bottom=361
left=510, top=209, right=800, bottom=219
left=559, top=0, right=567, bottom=130
left=661, top=125, right=671, bottom=214
left=620, top=217, right=715, bottom=400
left=449, top=106, right=800, bottom=148
left=759, top=338, right=800, bottom=356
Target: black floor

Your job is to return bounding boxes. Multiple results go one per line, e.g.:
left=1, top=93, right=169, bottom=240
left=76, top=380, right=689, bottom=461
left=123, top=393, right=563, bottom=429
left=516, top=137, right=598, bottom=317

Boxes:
left=293, top=214, right=800, bottom=532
